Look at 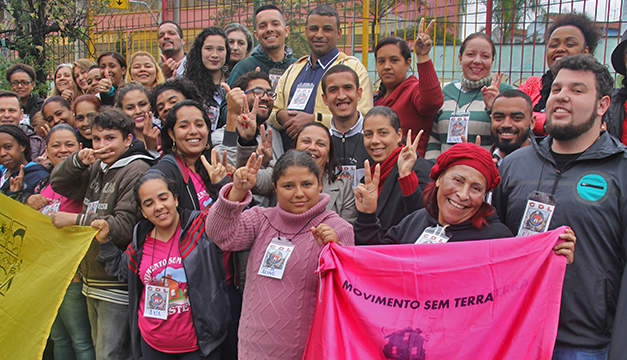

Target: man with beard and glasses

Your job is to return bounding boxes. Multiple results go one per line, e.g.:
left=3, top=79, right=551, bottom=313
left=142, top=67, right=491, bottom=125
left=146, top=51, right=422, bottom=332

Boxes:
left=489, top=89, right=536, bottom=167
left=492, top=54, right=627, bottom=360
left=213, top=71, right=280, bottom=166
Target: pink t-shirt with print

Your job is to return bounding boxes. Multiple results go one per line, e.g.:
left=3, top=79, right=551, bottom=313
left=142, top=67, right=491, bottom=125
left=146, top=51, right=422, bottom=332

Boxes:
left=138, top=225, right=198, bottom=353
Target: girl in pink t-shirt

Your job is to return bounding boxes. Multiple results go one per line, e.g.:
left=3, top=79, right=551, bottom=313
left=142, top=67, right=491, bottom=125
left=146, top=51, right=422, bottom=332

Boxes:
left=92, top=172, right=230, bottom=360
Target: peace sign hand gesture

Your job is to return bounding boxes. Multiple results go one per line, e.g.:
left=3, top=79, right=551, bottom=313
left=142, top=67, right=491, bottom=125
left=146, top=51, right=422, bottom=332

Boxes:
left=256, top=124, right=273, bottom=168
left=227, top=153, right=263, bottom=202
left=237, top=94, right=258, bottom=140
left=397, top=129, right=423, bottom=178
left=200, top=149, right=229, bottom=185
left=353, top=160, right=380, bottom=214
left=415, top=17, right=435, bottom=61
left=481, top=72, right=503, bottom=110
left=9, top=164, right=25, bottom=192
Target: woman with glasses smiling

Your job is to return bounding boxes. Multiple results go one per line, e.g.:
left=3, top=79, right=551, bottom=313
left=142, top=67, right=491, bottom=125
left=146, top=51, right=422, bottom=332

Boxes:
left=5, top=63, right=44, bottom=122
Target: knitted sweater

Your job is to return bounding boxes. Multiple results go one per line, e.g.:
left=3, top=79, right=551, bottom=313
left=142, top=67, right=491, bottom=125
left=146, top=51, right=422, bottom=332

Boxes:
left=425, top=81, right=513, bottom=161
left=373, top=60, right=443, bottom=157
left=205, top=185, right=355, bottom=360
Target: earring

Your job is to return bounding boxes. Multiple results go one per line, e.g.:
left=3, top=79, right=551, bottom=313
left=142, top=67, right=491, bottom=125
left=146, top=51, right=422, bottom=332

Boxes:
left=172, top=142, right=177, bottom=152
left=205, top=142, right=211, bottom=150
left=221, top=64, right=229, bottom=73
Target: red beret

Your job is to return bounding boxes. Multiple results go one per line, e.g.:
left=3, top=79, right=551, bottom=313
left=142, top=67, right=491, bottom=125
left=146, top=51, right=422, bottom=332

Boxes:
left=430, top=143, right=501, bottom=191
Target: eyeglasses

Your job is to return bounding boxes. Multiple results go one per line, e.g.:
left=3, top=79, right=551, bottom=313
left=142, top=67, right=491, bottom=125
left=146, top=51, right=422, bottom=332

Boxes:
left=10, top=80, right=32, bottom=87
left=244, top=87, right=277, bottom=100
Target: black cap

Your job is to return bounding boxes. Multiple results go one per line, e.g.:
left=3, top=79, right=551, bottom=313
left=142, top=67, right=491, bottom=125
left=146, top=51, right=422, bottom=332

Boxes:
left=611, top=29, right=627, bottom=76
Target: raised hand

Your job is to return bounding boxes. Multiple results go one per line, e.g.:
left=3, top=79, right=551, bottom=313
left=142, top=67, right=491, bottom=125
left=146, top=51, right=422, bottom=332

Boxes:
left=237, top=93, right=258, bottom=140
left=160, top=54, right=181, bottom=79
left=200, top=148, right=229, bottom=185
left=9, top=164, right=25, bottom=192
left=481, top=72, right=503, bottom=110
left=91, top=219, right=110, bottom=243
left=460, top=134, right=482, bottom=147
left=397, top=129, right=423, bottom=178
left=414, top=17, right=435, bottom=60
left=353, top=160, right=380, bottom=214
left=77, top=146, right=110, bottom=166
left=142, top=113, right=161, bottom=151
left=311, top=223, right=338, bottom=246
left=61, top=89, right=74, bottom=103
left=99, top=70, right=113, bottom=93
left=228, top=153, right=263, bottom=202
left=27, top=194, right=51, bottom=210
left=555, top=228, right=577, bottom=265
left=41, top=123, right=51, bottom=138
left=256, top=124, right=273, bottom=168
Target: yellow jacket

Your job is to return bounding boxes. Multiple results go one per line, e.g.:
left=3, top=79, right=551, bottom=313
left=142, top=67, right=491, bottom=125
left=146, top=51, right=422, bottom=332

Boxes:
left=268, top=51, right=373, bottom=129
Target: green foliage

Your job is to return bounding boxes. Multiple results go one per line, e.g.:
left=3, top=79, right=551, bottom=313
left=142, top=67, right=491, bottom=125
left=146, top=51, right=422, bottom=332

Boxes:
left=0, top=0, right=105, bottom=96
left=393, top=19, right=461, bottom=45
left=483, top=0, right=545, bottom=43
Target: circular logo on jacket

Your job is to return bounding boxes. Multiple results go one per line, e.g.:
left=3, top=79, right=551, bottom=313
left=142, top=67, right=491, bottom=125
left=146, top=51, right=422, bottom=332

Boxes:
left=576, top=174, right=608, bottom=202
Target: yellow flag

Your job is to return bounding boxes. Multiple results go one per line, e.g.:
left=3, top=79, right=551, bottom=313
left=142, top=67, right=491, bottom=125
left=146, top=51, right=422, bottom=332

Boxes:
left=0, top=194, right=96, bottom=359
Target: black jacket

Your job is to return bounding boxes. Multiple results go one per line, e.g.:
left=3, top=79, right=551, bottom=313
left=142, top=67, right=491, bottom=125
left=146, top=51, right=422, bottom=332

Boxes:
left=607, top=87, right=627, bottom=142
left=1, top=161, right=49, bottom=201
left=97, top=209, right=230, bottom=359
left=23, top=93, right=44, bottom=120
left=357, top=158, right=433, bottom=239
left=356, top=208, right=513, bottom=245
left=492, top=132, right=627, bottom=356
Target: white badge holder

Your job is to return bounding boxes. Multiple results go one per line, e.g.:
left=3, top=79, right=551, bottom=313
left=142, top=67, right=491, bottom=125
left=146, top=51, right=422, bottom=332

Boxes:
left=287, top=83, right=315, bottom=111
left=415, top=224, right=451, bottom=244
left=269, top=68, right=285, bottom=90
left=86, top=200, right=99, bottom=215
left=517, top=191, right=557, bottom=237
left=41, top=199, right=61, bottom=217
left=340, top=165, right=358, bottom=189
left=258, top=237, right=295, bottom=279
left=144, top=285, right=169, bottom=320
left=447, top=112, right=470, bottom=143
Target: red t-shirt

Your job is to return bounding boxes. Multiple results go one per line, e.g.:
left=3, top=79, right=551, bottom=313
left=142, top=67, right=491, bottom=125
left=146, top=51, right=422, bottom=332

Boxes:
left=188, top=169, right=233, bottom=285
left=138, top=225, right=198, bottom=353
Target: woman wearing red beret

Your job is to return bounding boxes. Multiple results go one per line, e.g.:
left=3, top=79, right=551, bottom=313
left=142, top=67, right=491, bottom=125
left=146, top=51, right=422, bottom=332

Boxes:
left=355, top=142, right=575, bottom=263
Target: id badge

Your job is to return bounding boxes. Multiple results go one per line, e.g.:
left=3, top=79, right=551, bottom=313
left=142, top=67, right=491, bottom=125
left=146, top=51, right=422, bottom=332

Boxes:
left=144, top=285, right=169, bottom=320
left=269, top=68, right=285, bottom=90
left=340, top=165, right=357, bottom=189
left=447, top=112, right=470, bottom=143
left=41, top=199, right=61, bottom=217
left=517, top=191, right=557, bottom=237
left=208, top=106, right=219, bottom=130
left=415, top=225, right=451, bottom=244
left=287, top=83, right=315, bottom=111
left=86, top=200, right=99, bottom=215
left=258, top=237, right=295, bottom=279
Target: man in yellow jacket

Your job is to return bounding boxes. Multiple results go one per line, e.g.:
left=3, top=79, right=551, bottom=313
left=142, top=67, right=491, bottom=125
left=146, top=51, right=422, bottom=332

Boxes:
left=269, top=4, right=373, bottom=150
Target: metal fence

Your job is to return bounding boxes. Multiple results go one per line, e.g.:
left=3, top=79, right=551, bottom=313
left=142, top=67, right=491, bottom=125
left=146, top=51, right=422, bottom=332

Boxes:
left=38, top=0, right=627, bottom=86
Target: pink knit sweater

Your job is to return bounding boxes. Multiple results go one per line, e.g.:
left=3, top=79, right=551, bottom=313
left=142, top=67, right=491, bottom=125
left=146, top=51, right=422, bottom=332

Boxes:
left=206, top=184, right=355, bottom=360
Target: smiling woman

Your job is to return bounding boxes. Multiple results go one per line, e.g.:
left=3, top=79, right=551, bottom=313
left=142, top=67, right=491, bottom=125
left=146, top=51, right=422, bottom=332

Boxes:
left=126, top=51, right=165, bottom=89
left=425, top=33, right=514, bottom=161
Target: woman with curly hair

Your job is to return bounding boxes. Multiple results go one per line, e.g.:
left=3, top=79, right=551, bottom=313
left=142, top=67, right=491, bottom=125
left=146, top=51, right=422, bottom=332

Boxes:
left=518, top=12, right=601, bottom=135
left=184, top=27, right=230, bottom=130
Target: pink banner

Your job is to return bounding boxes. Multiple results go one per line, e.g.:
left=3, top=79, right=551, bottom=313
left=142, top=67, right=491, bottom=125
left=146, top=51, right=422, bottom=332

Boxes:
left=303, top=227, right=568, bottom=360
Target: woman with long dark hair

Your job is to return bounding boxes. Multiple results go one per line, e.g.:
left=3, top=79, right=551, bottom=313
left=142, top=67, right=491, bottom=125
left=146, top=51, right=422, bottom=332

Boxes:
left=184, top=27, right=230, bottom=130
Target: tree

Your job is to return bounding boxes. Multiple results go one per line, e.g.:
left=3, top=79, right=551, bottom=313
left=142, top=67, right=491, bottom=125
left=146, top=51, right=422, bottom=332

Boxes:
left=0, top=0, right=103, bottom=95
left=369, top=0, right=427, bottom=46
left=483, top=0, right=546, bottom=43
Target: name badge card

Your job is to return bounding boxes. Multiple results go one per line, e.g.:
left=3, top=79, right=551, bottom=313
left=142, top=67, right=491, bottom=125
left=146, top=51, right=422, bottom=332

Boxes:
left=517, top=191, right=557, bottom=237
left=41, top=199, right=61, bottom=217
left=86, top=200, right=99, bottom=215
left=269, top=68, right=285, bottom=90
left=415, top=225, right=451, bottom=244
left=258, top=237, right=295, bottom=280
left=144, top=285, right=169, bottom=320
left=447, top=112, right=470, bottom=143
left=287, top=83, right=315, bottom=111
left=340, top=165, right=358, bottom=189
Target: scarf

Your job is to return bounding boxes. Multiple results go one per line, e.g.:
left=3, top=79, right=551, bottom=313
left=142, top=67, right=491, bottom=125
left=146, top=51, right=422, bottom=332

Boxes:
left=534, top=70, right=554, bottom=113
left=372, top=145, right=404, bottom=195
left=459, top=73, right=494, bottom=91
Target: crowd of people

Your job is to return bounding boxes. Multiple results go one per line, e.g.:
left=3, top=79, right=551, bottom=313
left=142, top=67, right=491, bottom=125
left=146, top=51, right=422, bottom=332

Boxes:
left=2, top=4, right=627, bottom=360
